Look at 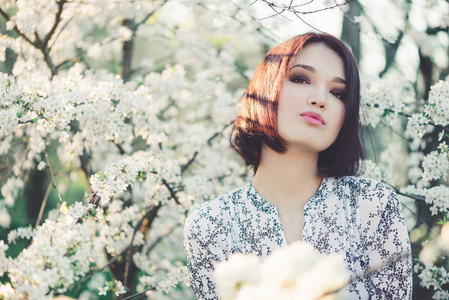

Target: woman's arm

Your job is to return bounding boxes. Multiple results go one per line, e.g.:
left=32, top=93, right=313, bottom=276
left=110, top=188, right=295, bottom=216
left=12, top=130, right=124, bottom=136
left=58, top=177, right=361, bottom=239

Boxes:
left=367, top=189, right=413, bottom=299
left=183, top=204, right=231, bottom=300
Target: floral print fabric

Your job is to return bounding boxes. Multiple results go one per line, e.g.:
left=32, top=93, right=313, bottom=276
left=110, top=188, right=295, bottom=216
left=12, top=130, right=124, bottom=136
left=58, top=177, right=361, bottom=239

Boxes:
left=183, top=176, right=412, bottom=299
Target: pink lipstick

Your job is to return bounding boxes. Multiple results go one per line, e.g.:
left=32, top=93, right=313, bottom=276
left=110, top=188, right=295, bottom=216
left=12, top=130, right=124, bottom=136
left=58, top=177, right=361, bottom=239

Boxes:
left=300, top=111, right=325, bottom=125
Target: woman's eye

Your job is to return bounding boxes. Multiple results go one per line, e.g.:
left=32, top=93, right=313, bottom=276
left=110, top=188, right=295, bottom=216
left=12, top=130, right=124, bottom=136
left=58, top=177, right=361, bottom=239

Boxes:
left=291, top=76, right=308, bottom=84
left=330, top=90, right=345, bottom=100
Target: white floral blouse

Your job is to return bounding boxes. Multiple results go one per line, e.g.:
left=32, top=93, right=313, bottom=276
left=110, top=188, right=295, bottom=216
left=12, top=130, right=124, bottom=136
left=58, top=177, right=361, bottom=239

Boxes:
left=183, top=176, right=412, bottom=299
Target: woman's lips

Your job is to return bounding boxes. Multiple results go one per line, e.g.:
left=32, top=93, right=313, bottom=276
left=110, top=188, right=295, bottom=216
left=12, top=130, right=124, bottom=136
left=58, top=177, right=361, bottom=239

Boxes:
left=300, top=112, right=325, bottom=125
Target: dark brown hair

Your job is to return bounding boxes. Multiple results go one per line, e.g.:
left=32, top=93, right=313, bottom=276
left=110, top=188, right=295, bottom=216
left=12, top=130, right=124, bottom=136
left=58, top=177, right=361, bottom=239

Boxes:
left=230, top=32, right=364, bottom=176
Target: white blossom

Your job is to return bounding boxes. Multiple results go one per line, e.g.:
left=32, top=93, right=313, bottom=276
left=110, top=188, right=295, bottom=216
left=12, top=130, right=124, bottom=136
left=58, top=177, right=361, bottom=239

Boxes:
left=0, top=207, right=11, bottom=228
left=114, top=280, right=126, bottom=296
left=140, top=275, right=156, bottom=287
left=360, top=77, right=410, bottom=128
left=0, top=283, right=16, bottom=299
left=360, top=159, right=384, bottom=182
left=98, top=286, right=108, bottom=296
left=433, top=290, right=449, bottom=300
left=214, top=253, right=261, bottom=300
left=426, top=80, right=449, bottom=126
left=1, top=177, right=24, bottom=207
left=215, top=241, right=349, bottom=300
left=422, top=151, right=449, bottom=182
left=405, top=113, right=433, bottom=139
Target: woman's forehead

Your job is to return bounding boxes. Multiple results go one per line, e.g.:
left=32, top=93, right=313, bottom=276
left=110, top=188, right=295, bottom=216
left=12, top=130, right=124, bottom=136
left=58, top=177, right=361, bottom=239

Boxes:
left=291, top=43, right=346, bottom=80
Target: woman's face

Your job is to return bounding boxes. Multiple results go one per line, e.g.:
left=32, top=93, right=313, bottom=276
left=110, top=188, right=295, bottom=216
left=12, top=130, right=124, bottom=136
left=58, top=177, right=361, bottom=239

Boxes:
left=277, top=43, right=346, bottom=153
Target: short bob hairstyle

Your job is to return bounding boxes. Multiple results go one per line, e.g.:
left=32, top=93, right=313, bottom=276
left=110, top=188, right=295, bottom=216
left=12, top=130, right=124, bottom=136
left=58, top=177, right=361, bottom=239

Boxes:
left=230, top=32, right=364, bottom=176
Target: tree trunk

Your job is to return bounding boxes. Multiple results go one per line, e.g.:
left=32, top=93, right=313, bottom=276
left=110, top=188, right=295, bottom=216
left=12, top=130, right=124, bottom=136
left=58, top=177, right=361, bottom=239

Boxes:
left=341, top=0, right=361, bottom=63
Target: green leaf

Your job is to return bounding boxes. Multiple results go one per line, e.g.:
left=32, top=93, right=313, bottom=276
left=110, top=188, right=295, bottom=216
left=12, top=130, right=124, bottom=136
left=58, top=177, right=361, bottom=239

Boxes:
left=96, top=171, right=108, bottom=181
left=138, top=171, right=147, bottom=182
left=437, top=216, right=448, bottom=225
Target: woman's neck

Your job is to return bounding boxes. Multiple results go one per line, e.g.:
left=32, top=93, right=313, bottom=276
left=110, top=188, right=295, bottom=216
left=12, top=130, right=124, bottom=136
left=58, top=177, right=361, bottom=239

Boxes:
left=251, top=145, right=323, bottom=209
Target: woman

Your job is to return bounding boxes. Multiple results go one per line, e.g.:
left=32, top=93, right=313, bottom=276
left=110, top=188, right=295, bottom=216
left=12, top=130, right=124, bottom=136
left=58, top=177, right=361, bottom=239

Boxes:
left=183, top=33, right=412, bottom=299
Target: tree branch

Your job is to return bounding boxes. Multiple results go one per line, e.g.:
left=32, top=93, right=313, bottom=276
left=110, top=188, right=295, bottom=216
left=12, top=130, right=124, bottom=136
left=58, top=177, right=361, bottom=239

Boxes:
left=54, top=204, right=162, bottom=297
left=42, top=0, right=67, bottom=50
left=0, top=1, right=65, bottom=77
left=45, top=148, right=63, bottom=203
left=180, top=151, right=198, bottom=174
left=121, top=0, right=170, bottom=82
left=121, top=287, right=156, bottom=300
left=385, top=183, right=426, bottom=203
left=426, top=26, right=449, bottom=35
left=123, top=204, right=160, bottom=287
left=135, top=0, right=170, bottom=28
left=257, top=0, right=353, bottom=15
left=121, top=19, right=135, bottom=83
left=0, top=8, right=38, bottom=47
left=292, top=11, right=324, bottom=32
left=401, top=200, right=432, bottom=232
left=259, top=5, right=289, bottom=22
left=50, top=16, right=73, bottom=52
left=180, top=123, right=231, bottom=174
left=53, top=247, right=124, bottom=296
left=147, top=222, right=182, bottom=253
left=161, top=179, right=180, bottom=205
left=56, top=57, right=80, bottom=70
left=35, top=181, right=53, bottom=227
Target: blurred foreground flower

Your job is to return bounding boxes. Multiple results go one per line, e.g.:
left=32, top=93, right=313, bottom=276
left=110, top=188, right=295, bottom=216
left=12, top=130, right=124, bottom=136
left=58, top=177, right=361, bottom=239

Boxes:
left=214, top=241, right=350, bottom=300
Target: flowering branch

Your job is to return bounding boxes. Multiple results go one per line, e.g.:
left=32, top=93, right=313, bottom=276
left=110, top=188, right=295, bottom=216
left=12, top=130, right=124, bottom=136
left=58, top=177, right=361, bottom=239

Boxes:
left=383, top=108, right=449, bottom=133
left=0, top=1, right=66, bottom=77
left=393, top=188, right=426, bottom=203
left=53, top=204, right=162, bottom=297
left=52, top=241, right=127, bottom=297
left=0, top=9, right=38, bottom=46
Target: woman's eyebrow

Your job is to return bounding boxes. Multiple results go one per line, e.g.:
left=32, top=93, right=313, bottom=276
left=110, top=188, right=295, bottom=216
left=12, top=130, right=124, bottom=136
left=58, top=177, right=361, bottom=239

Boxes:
left=291, top=64, right=346, bottom=84
left=291, top=64, right=315, bottom=72
left=333, top=77, right=346, bottom=84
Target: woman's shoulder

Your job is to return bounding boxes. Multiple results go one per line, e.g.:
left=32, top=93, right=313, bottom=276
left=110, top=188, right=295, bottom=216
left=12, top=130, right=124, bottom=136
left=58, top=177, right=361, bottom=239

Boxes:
left=334, top=176, right=395, bottom=194
left=332, top=176, right=399, bottom=208
left=184, top=184, right=249, bottom=226
left=333, top=176, right=405, bottom=236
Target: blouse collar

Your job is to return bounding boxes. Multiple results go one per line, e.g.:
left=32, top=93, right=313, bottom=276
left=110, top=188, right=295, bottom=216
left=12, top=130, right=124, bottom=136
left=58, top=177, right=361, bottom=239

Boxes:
left=247, top=176, right=330, bottom=214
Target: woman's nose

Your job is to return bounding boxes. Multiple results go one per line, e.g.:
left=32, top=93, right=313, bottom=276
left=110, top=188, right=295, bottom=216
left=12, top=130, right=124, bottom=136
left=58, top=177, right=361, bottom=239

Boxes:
left=308, top=97, right=325, bottom=109
left=307, top=85, right=327, bottom=109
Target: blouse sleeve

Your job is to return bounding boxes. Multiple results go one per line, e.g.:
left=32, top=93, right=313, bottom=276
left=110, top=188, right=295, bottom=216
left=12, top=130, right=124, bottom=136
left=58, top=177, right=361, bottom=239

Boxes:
left=183, top=204, right=230, bottom=300
left=367, top=188, right=412, bottom=299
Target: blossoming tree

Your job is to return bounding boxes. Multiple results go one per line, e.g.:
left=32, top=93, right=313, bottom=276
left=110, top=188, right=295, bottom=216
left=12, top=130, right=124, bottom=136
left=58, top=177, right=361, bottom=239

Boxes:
left=0, top=0, right=264, bottom=298
left=0, top=0, right=448, bottom=299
